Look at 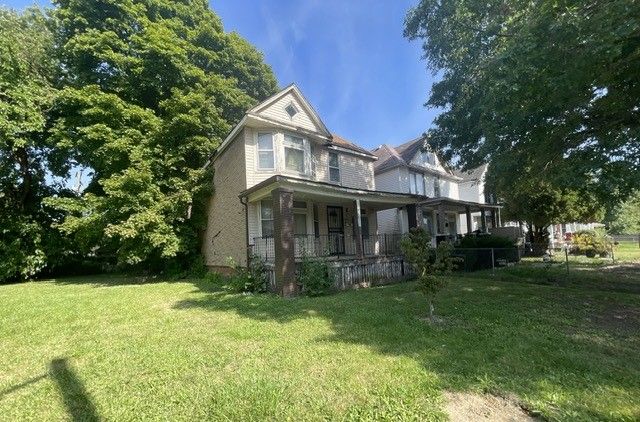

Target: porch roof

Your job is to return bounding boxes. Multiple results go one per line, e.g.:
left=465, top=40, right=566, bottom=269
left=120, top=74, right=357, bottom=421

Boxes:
left=418, top=197, right=502, bottom=213
left=239, top=175, right=421, bottom=210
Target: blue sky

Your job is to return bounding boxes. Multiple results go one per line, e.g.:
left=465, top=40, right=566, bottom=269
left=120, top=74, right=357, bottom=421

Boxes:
left=5, top=0, right=440, bottom=150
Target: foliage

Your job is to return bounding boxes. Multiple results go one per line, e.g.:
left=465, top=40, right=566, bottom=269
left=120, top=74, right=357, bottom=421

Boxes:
left=458, top=234, right=514, bottom=248
left=608, top=190, right=640, bottom=234
left=401, top=228, right=460, bottom=319
left=572, top=230, right=613, bottom=257
left=226, top=255, right=269, bottom=294
left=405, top=0, right=640, bottom=205
left=499, top=178, right=605, bottom=250
left=298, top=255, right=334, bottom=296
left=0, top=8, right=69, bottom=282
left=45, top=0, right=278, bottom=271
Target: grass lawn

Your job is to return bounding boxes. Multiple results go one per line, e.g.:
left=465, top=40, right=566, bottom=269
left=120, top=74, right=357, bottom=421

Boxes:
left=1, top=264, right=639, bottom=420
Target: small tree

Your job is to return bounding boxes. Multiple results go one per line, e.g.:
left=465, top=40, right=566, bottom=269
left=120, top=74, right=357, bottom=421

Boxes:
left=400, top=228, right=460, bottom=321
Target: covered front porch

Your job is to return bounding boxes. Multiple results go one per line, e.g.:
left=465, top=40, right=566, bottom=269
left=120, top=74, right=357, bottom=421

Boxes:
left=409, top=198, right=502, bottom=243
left=240, top=175, right=419, bottom=296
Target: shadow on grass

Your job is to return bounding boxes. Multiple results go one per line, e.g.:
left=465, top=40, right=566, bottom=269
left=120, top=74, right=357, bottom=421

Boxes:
left=173, top=280, right=640, bottom=420
left=0, top=374, right=47, bottom=400
left=50, top=358, right=100, bottom=422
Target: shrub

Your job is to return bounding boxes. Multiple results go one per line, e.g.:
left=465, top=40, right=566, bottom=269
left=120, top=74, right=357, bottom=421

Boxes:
left=401, top=228, right=461, bottom=320
left=458, top=234, right=515, bottom=248
left=572, top=230, right=612, bottom=257
left=226, top=255, right=269, bottom=293
left=298, top=255, right=333, bottom=296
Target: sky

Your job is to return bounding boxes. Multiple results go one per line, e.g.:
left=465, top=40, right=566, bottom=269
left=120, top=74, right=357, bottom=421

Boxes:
left=5, top=0, right=441, bottom=150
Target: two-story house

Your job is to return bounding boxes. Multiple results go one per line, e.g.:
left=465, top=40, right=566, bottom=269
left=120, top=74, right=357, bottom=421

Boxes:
left=202, top=84, right=418, bottom=295
left=372, top=138, right=500, bottom=243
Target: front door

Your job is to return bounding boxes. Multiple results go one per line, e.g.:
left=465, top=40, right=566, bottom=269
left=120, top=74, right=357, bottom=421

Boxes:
left=327, top=206, right=344, bottom=254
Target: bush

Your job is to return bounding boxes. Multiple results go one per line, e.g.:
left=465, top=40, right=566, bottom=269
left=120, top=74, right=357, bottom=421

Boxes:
left=458, top=234, right=515, bottom=248
left=572, top=230, right=612, bottom=257
left=226, top=255, right=269, bottom=293
left=298, top=255, right=333, bottom=296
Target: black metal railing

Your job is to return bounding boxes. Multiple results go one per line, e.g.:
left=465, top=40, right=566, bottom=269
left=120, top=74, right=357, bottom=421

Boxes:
left=252, top=234, right=404, bottom=261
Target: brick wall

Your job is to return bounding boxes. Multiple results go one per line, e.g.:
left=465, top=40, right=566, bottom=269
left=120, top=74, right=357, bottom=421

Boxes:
left=202, top=129, right=248, bottom=267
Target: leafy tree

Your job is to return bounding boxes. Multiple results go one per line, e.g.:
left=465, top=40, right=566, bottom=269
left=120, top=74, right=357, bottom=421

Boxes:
left=405, top=0, right=640, bottom=204
left=495, top=170, right=604, bottom=251
left=608, top=191, right=640, bottom=234
left=0, top=8, right=66, bottom=282
left=47, top=0, right=278, bottom=270
left=400, top=228, right=460, bottom=321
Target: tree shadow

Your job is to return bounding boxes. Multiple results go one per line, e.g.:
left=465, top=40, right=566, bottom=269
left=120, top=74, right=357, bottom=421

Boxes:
left=49, top=358, right=100, bottom=422
left=173, top=280, right=640, bottom=420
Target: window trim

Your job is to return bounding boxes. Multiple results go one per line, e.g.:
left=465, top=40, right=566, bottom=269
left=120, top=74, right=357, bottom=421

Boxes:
left=256, top=132, right=275, bottom=171
left=259, top=200, right=274, bottom=237
left=283, top=132, right=310, bottom=175
left=328, top=151, right=341, bottom=183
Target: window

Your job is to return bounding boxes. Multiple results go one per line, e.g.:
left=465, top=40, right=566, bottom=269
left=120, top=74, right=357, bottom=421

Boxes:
left=409, top=172, right=425, bottom=195
left=360, top=210, right=369, bottom=238
left=285, top=103, right=298, bottom=118
left=284, top=134, right=306, bottom=173
left=257, top=133, right=274, bottom=170
left=294, top=213, right=307, bottom=235
left=419, top=151, right=435, bottom=166
left=434, top=177, right=441, bottom=197
left=260, top=200, right=273, bottom=237
left=328, top=152, right=340, bottom=182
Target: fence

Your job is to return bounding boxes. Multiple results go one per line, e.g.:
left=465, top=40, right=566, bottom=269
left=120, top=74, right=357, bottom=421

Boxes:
left=252, top=234, right=404, bottom=261
left=264, top=256, right=414, bottom=292
left=611, top=234, right=640, bottom=245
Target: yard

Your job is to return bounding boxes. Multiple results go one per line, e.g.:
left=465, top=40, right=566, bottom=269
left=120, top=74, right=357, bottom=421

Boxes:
left=1, top=249, right=639, bottom=420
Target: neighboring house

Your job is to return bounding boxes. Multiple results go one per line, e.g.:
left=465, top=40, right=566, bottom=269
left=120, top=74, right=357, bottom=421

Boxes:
left=202, top=84, right=418, bottom=295
left=372, top=138, right=500, bottom=243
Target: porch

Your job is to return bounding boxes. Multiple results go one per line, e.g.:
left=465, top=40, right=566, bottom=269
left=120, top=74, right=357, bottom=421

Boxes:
left=240, top=175, right=419, bottom=295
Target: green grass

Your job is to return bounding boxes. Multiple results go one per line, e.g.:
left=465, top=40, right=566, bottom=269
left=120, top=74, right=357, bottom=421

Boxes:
left=1, top=270, right=639, bottom=421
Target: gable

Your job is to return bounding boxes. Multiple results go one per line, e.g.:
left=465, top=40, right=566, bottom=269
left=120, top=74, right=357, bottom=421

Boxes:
left=251, top=86, right=329, bottom=135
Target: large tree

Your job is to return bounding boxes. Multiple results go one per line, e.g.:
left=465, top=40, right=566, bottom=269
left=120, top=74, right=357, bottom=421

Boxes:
left=607, top=190, right=640, bottom=234
left=405, top=0, right=640, bottom=204
left=47, top=0, right=278, bottom=269
left=0, top=8, right=68, bottom=282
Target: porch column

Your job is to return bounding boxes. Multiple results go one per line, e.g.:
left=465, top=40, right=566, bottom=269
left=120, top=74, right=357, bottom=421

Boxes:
left=353, top=199, right=364, bottom=258
left=272, top=188, right=297, bottom=297
left=437, top=205, right=444, bottom=234
left=406, top=204, right=418, bottom=229
left=497, top=208, right=502, bottom=227
left=465, top=205, right=473, bottom=235
left=431, top=210, right=437, bottom=237
left=490, top=209, right=497, bottom=230
left=480, top=208, right=487, bottom=233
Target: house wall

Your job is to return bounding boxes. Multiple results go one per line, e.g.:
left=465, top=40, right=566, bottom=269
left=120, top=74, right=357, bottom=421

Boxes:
left=202, top=129, right=248, bottom=268
left=458, top=180, right=485, bottom=203
left=244, top=125, right=375, bottom=191
left=256, top=91, right=320, bottom=132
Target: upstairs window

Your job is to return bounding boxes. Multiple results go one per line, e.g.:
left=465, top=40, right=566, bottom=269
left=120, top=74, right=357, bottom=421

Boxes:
left=257, top=133, right=274, bottom=170
left=409, top=172, right=425, bottom=195
left=434, top=177, right=441, bottom=197
left=260, top=200, right=273, bottom=237
left=328, top=152, right=340, bottom=182
left=419, top=151, right=435, bottom=166
left=284, top=134, right=306, bottom=173
left=285, top=102, right=299, bottom=118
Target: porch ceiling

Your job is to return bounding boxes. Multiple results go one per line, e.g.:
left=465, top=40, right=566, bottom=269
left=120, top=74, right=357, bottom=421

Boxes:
left=418, top=197, right=502, bottom=214
left=240, top=175, right=420, bottom=210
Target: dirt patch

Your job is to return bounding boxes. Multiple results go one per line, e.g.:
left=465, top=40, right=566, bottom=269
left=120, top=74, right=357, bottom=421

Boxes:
left=589, top=304, right=640, bottom=335
left=444, top=391, right=538, bottom=421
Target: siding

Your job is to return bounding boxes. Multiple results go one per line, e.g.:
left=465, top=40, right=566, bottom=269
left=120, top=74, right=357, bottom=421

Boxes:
left=256, top=91, right=320, bottom=132
left=202, top=129, right=248, bottom=267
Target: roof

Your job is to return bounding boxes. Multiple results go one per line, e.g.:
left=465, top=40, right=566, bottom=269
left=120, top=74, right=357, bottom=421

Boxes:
left=371, top=136, right=458, bottom=179
left=329, top=133, right=377, bottom=158
left=453, top=164, right=488, bottom=183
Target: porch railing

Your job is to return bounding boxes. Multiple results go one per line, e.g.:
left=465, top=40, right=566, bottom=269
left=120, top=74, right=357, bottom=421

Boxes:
left=252, top=233, right=404, bottom=261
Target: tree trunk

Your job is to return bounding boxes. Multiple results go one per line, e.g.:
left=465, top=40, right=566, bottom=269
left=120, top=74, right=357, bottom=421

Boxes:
left=428, top=299, right=434, bottom=321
